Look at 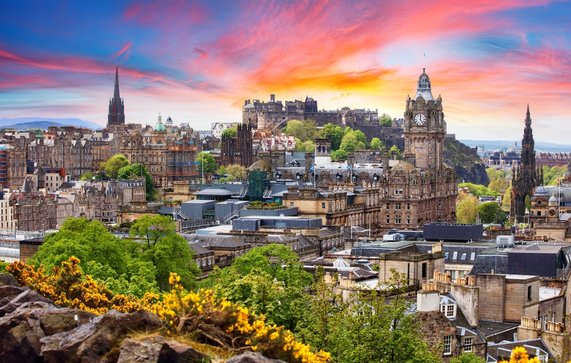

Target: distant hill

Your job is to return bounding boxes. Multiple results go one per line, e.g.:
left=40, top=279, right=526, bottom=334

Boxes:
left=461, top=139, right=571, bottom=153
left=444, top=138, right=489, bottom=185
left=0, top=117, right=102, bottom=131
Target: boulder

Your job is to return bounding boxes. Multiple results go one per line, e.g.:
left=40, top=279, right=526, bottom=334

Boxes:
left=226, top=352, right=286, bottom=363
left=0, top=273, right=19, bottom=287
left=158, top=338, right=211, bottom=363
left=0, top=301, right=93, bottom=363
left=117, top=336, right=163, bottom=363
left=41, top=309, right=163, bottom=363
left=0, top=289, right=52, bottom=317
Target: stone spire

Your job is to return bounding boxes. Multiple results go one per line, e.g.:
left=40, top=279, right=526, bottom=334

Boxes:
left=415, top=68, right=434, bottom=101
left=510, top=105, right=539, bottom=222
left=107, top=67, right=125, bottom=127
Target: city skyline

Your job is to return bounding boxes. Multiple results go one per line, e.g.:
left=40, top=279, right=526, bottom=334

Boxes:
left=1, top=0, right=570, bottom=143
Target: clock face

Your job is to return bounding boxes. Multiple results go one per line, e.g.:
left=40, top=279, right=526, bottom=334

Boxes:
left=414, top=113, right=426, bottom=125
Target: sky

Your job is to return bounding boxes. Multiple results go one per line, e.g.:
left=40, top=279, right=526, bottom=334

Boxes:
left=1, top=0, right=570, bottom=143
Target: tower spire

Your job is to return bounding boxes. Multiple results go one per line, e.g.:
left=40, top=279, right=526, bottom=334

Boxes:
left=114, top=66, right=121, bottom=100
left=108, top=66, right=125, bottom=127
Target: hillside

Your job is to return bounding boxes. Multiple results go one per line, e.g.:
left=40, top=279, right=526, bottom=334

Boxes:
left=444, top=137, right=489, bottom=185
left=0, top=117, right=102, bottom=130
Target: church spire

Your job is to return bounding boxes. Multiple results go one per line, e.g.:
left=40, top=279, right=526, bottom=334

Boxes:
left=114, top=66, right=121, bottom=100
left=415, top=68, right=434, bottom=101
left=108, top=66, right=125, bottom=127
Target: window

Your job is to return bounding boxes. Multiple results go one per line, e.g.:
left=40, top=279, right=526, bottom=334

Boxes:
left=452, top=251, right=458, bottom=260
left=386, top=215, right=390, bottom=224
left=421, top=262, right=427, bottom=279
left=395, top=215, right=401, bottom=224
left=321, top=202, right=326, bottom=209
left=470, top=252, right=476, bottom=261
left=406, top=216, right=410, bottom=224
left=460, top=253, right=467, bottom=261
left=537, top=211, right=541, bottom=216
left=444, top=252, right=449, bottom=260
left=463, top=337, right=473, bottom=353
left=386, top=203, right=390, bottom=210
left=395, top=203, right=401, bottom=210
left=527, top=286, right=532, bottom=301
left=443, top=335, right=452, bottom=355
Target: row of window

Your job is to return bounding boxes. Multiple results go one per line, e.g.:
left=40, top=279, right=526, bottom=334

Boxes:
left=443, top=335, right=472, bottom=355
left=444, top=251, right=476, bottom=261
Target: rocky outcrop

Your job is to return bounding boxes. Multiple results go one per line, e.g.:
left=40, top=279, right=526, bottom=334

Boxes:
left=444, top=137, right=489, bottom=185
left=226, top=352, right=286, bottom=363
left=0, top=273, right=282, bottom=362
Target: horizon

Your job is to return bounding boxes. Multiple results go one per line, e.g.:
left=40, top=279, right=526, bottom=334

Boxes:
left=1, top=1, right=570, bottom=143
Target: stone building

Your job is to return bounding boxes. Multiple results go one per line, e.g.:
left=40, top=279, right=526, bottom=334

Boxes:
left=9, top=191, right=57, bottom=231
left=281, top=68, right=457, bottom=233
left=220, top=123, right=253, bottom=167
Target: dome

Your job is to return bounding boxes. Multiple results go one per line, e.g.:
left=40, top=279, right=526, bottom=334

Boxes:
left=414, top=68, right=434, bottom=101
left=548, top=195, right=559, bottom=206
left=154, top=113, right=166, bottom=132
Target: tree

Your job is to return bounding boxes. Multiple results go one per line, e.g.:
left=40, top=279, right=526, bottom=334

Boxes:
left=487, top=168, right=510, bottom=194
left=129, top=215, right=176, bottom=247
left=331, top=149, right=348, bottom=162
left=225, top=164, right=247, bottom=181
left=389, top=145, right=402, bottom=159
left=300, top=269, right=440, bottom=363
left=206, top=244, right=313, bottom=331
left=478, top=202, right=507, bottom=224
left=302, top=139, right=315, bottom=153
left=195, top=151, right=218, bottom=174
left=101, top=154, right=129, bottom=179
left=457, top=192, right=479, bottom=224
left=117, top=163, right=155, bottom=201
left=320, top=123, right=344, bottom=150
left=502, top=184, right=512, bottom=210
left=221, top=126, right=237, bottom=139
left=380, top=113, right=392, bottom=127
left=283, top=120, right=317, bottom=142
left=458, top=182, right=497, bottom=197
left=370, top=137, right=385, bottom=151
left=543, top=165, right=567, bottom=186
left=129, top=215, right=199, bottom=290
left=79, top=171, right=95, bottom=181
left=340, top=132, right=358, bottom=153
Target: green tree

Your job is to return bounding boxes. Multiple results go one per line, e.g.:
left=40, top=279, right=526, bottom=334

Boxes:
left=389, top=145, right=402, bottom=159
left=340, top=132, right=358, bottom=153
left=195, top=151, right=218, bottom=174
left=302, top=139, right=315, bottom=153
left=502, top=184, right=512, bottom=210
left=478, top=202, right=507, bottom=224
left=283, top=120, right=318, bottom=142
left=457, top=192, right=479, bottom=224
left=221, top=126, right=237, bottom=139
left=380, top=113, right=392, bottom=127
left=459, top=182, right=497, bottom=197
left=129, top=215, right=199, bottom=290
left=331, top=149, right=348, bottom=162
left=370, top=137, right=385, bottom=151
left=117, top=163, right=155, bottom=201
left=129, top=215, right=176, bottom=247
left=301, top=269, right=440, bottom=363
left=79, top=171, right=95, bottom=181
left=320, top=123, right=344, bottom=150
left=225, top=164, right=248, bottom=181
left=543, top=165, right=567, bottom=186
left=101, top=154, right=129, bottom=179
left=205, top=244, right=313, bottom=331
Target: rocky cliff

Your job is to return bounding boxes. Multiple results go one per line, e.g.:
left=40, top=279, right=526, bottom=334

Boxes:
left=0, top=273, right=282, bottom=363
left=444, top=137, right=489, bottom=185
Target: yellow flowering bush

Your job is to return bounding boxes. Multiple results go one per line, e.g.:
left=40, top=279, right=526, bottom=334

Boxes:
left=499, top=346, right=540, bottom=363
left=6, top=258, right=330, bottom=363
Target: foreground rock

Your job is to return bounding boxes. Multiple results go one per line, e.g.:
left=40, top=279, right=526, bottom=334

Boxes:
left=0, top=273, right=273, bottom=362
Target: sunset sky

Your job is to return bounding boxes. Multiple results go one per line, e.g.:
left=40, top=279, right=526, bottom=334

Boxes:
left=1, top=0, right=570, bottom=143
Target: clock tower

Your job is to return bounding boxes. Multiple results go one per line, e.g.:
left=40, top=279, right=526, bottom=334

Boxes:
left=403, top=68, right=446, bottom=170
